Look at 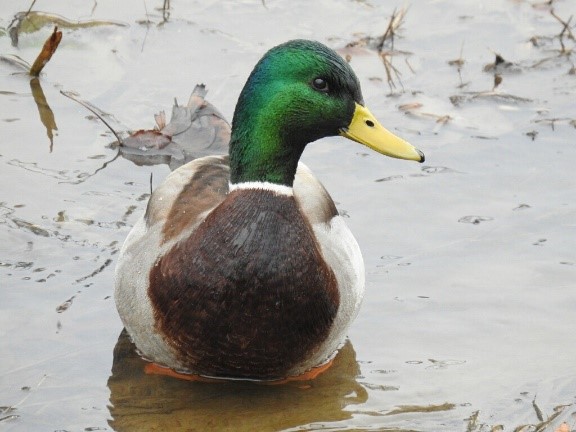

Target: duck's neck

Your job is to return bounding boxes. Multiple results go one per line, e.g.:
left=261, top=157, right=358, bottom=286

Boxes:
left=228, top=55, right=313, bottom=188
left=228, top=110, right=306, bottom=187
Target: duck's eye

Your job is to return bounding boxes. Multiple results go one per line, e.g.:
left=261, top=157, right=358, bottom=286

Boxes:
left=312, top=77, right=329, bottom=93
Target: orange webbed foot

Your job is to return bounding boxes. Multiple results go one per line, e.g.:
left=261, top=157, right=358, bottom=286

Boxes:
left=143, top=357, right=335, bottom=385
left=144, top=363, right=223, bottom=383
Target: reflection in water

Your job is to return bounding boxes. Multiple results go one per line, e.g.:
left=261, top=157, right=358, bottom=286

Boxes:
left=29, top=77, right=57, bottom=151
left=108, top=330, right=367, bottom=431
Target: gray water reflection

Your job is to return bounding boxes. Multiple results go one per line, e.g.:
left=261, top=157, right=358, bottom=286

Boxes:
left=108, top=331, right=368, bottom=432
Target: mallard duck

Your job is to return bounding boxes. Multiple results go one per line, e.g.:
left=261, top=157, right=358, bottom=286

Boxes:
left=114, top=39, right=424, bottom=382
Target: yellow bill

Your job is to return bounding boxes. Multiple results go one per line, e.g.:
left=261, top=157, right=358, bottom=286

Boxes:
left=340, top=103, right=424, bottom=163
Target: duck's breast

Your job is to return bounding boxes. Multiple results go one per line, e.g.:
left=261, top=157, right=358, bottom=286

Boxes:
left=147, top=185, right=340, bottom=379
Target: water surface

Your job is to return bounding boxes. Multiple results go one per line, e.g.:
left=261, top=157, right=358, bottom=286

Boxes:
left=1, top=1, right=575, bottom=431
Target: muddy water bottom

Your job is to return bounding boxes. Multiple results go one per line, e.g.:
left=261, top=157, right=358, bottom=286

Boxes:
left=1, top=0, right=575, bottom=431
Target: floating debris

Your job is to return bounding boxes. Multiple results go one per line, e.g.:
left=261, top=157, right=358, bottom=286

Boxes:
left=75, top=258, right=113, bottom=283
left=465, top=410, right=480, bottom=432
left=426, top=358, right=466, bottom=369
left=8, top=10, right=126, bottom=47
left=359, top=382, right=399, bottom=391
left=399, top=102, right=453, bottom=124
left=458, top=215, right=494, bottom=225
left=448, top=56, right=465, bottom=68
left=385, top=402, right=456, bottom=416
left=64, top=84, right=230, bottom=171
left=0, top=414, right=20, bottom=423
left=513, top=204, right=531, bottom=211
left=375, top=174, right=403, bottom=182
left=449, top=91, right=532, bottom=106
left=493, top=73, right=503, bottom=90
left=12, top=218, right=50, bottom=237
left=420, top=166, right=459, bottom=174
left=122, top=129, right=171, bottom=151
left=483, top=53, right=522, bottom=74
left=533, top=117, right=576, bottom=130
left=56, top=295, right=75, bottom=313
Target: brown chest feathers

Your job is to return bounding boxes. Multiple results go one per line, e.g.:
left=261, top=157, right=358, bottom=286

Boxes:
left=148, top=188, right=339, bottom=380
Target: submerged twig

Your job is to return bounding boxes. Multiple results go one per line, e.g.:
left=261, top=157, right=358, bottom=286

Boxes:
left=25, top=0, right=37, bottom=15
left=339, top=7, right=411, bottom=92
left=448, top=41, right=466, bottom=69
left=448, top=42, right=470, bottom=89
left=549, top=9, right=574, bottom=58
left=381, top=52, right=404, bottom=92
left=379, top=7, right=409, bottom=93
left=376, top=9, right=410, bottom=92
left=0, top=374, right=48, bottom=417
left=162, top=0, right=171, bottom=22
left=550, top=9, right=575, bottom=42
left=60, top=90, right=126, bottom=144
left=139, top=0, right=153, bottom=51
left=0, top=54, right=31, bottom=72
left=376, top=7, right=408, bottom=54
left=529, top=9, right=575, bottom=70
left=533, top=117, right=576, bottom=130
left=59, top=152, right=121, bottom=185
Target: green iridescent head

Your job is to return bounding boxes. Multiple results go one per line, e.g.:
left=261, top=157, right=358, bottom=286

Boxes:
left=229, top=39, right=423, bottom=186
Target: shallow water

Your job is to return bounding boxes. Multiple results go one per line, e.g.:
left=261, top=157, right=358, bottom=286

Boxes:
left=1, top=1, right=575, bottom=431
